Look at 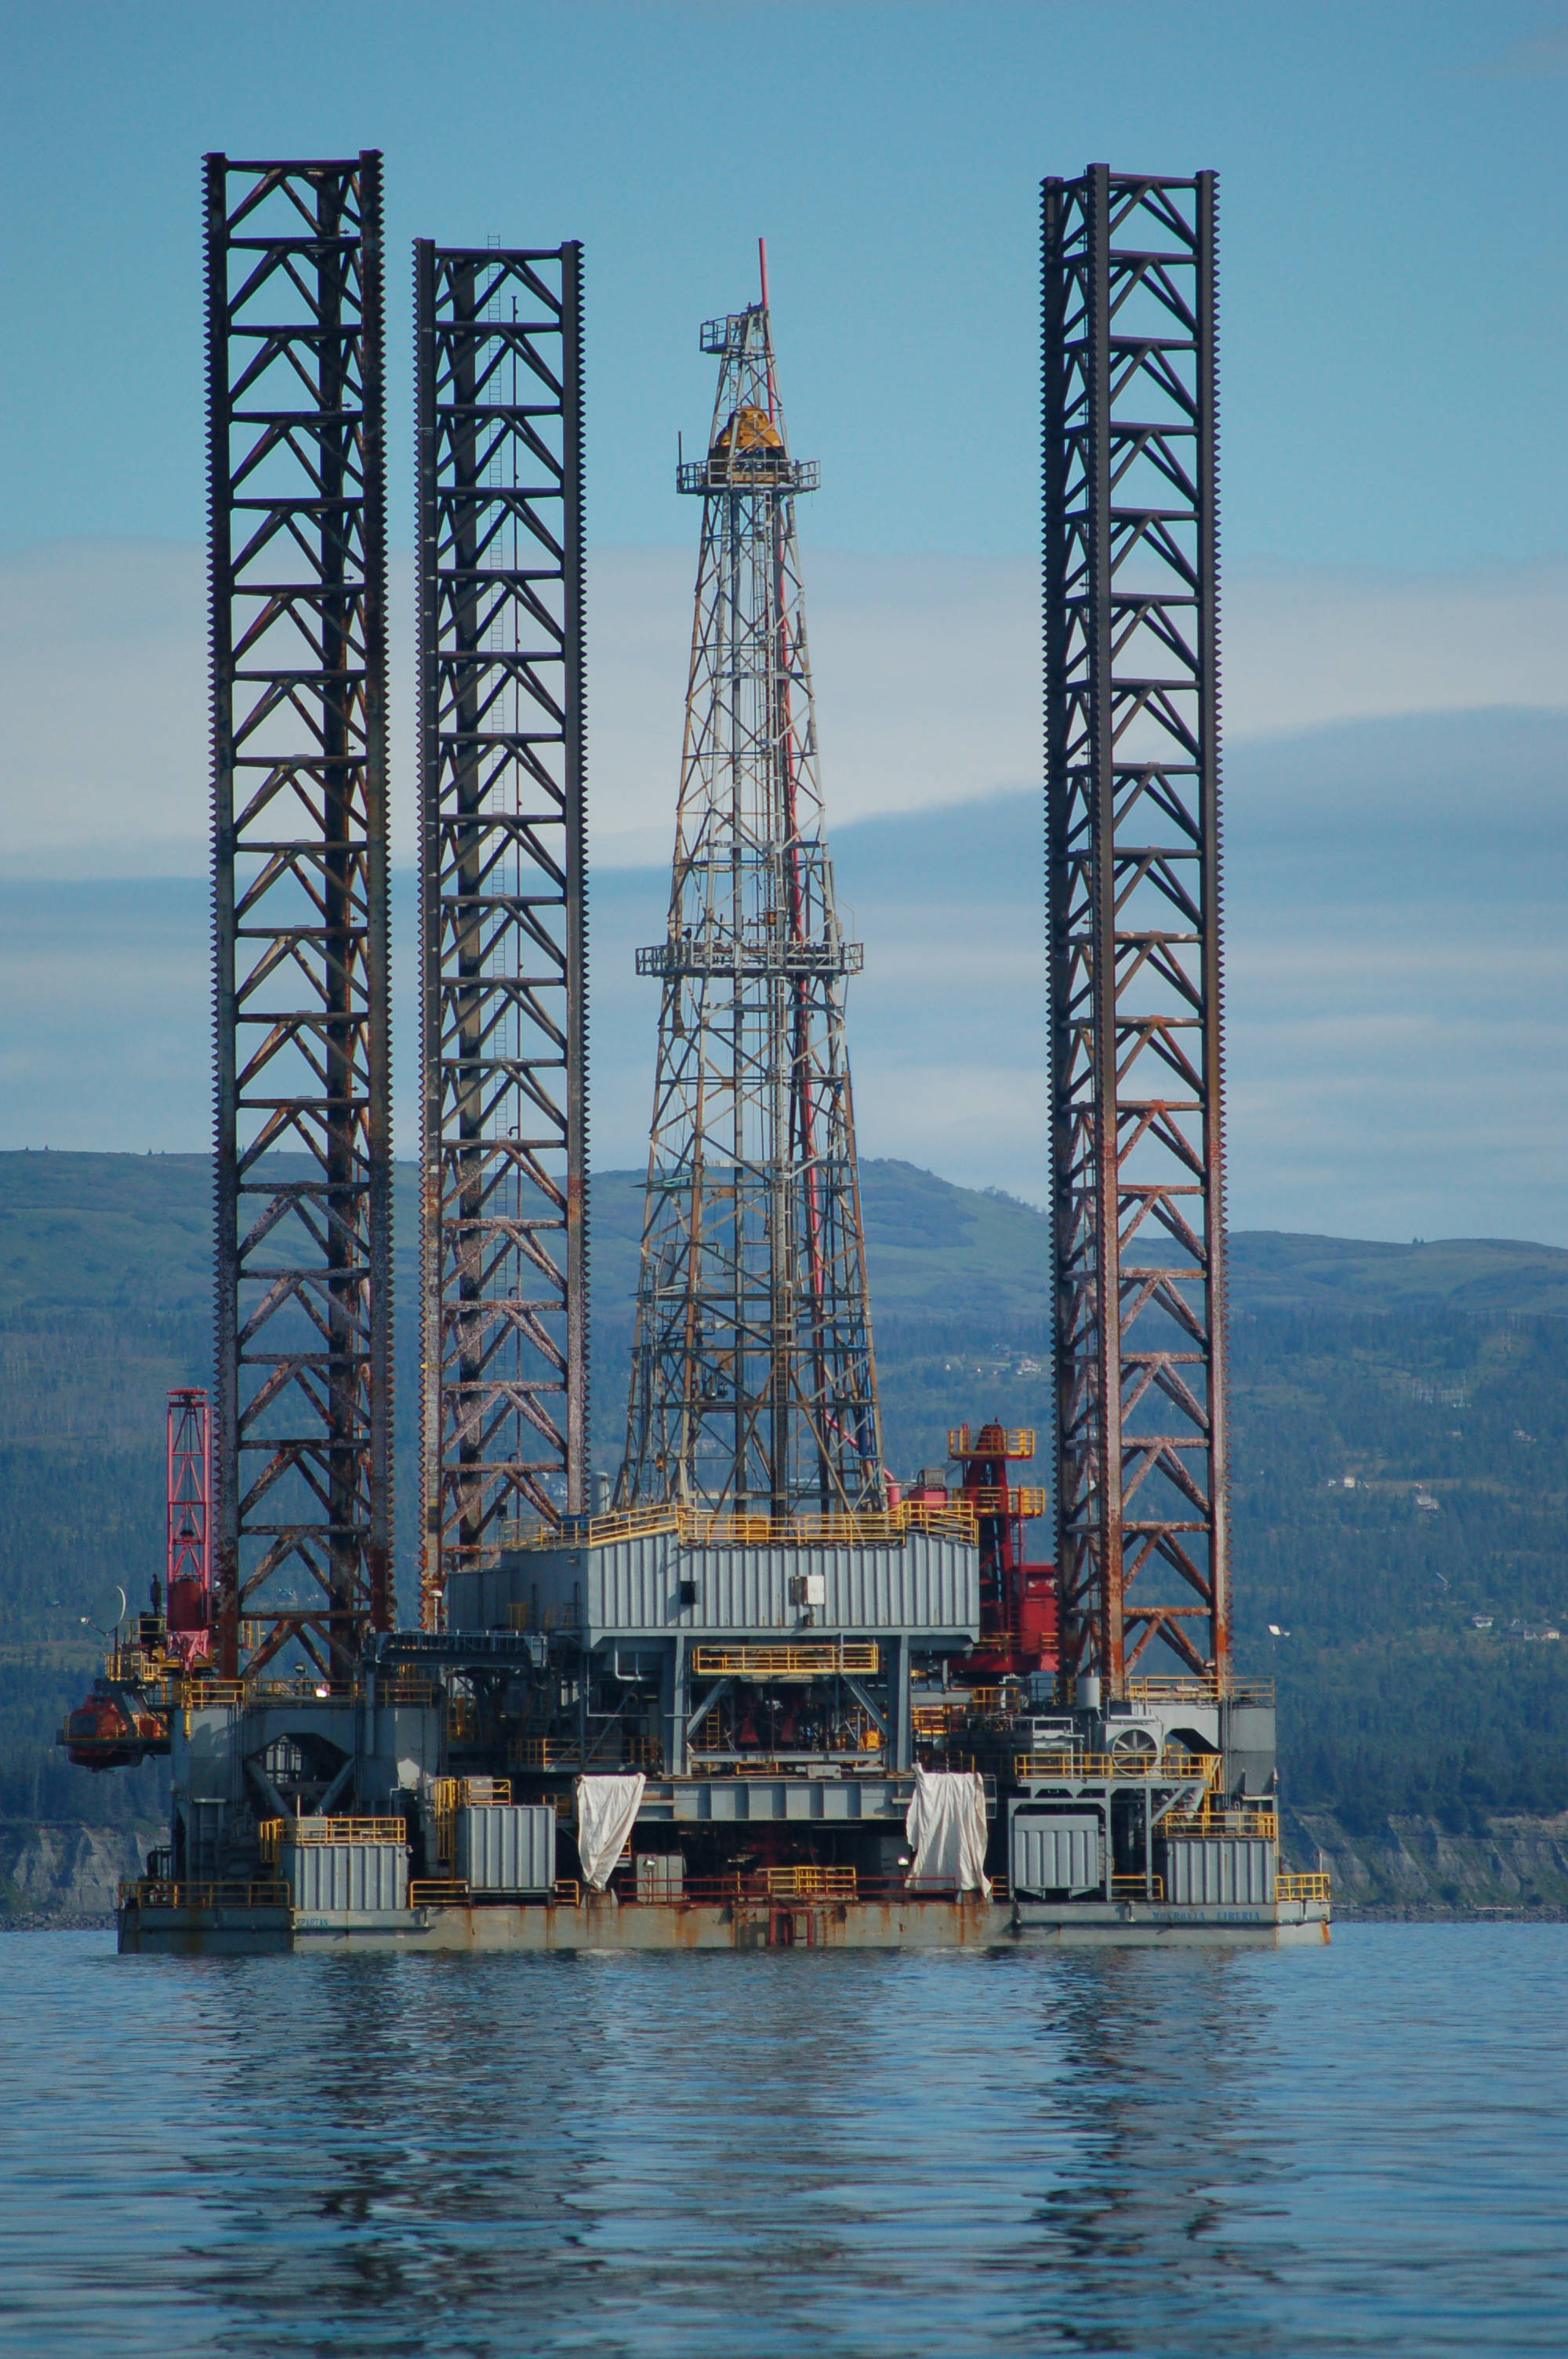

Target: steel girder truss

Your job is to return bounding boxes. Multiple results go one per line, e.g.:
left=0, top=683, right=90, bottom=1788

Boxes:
left=416, top=244, right=587, bottom=1623
left=206, top=153, right=393, bottom=1681
left=1042, top=167, right=1229, bottom=1692
left=619, top=301, right=883, bottom=1518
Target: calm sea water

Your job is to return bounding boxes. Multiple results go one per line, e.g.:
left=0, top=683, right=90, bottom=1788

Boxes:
left=0, top=1924, right=1563, bottom=2357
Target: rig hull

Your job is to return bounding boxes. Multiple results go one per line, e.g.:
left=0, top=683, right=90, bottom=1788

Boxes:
left=118, top=1891, right=1329, bottom=1955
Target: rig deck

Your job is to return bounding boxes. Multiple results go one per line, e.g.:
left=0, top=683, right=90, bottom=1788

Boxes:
left=118, top=1886, right=1329, bottom=1955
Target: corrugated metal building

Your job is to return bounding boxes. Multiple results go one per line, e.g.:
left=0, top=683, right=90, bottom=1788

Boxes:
left=448, top=1528, right=979, bottom=1644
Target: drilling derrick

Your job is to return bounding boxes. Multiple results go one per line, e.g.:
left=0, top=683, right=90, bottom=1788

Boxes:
left=619, top=270, right=883, bottom=1518
left=206, top=152, right=393, bottom=1681
left=1042, top=167, right=1229, bottom=1697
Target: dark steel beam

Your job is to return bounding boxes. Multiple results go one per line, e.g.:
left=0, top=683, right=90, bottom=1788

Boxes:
left=415, top=242, right=588, bottom=1627
left=1043, top=166, right=1229, bottom=1696
left=206, top=151, right=393, bottom=1679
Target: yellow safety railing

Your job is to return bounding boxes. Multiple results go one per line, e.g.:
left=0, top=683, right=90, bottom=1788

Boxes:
left=498, top=1497, right=979, bottom=1553
left=431, top=1776, right=511, bottom=1815
left=186, top=1675, right=436, bottom=1715
left=258, top=1816, right=406, bottom=1859
left=691, top=1642, right=880, bottom=1678
left=290, top=1817, right=406, bottom=1845
left=100, top=1644, right=193, bottom=1693
left=1163, top=1808, right=1279, bottom=1842
left=409, top=1879, right=470, bottom=1907
left=978, top=1485, right=1047, bottom=1517
left=1112, top=1875, right=1166, bottom=1901
left=121, top=1879, right=288, bottom=1909
left=506, top=1601, right=583, bottom=1633
left=183, top=1679, right=245, bottom=1709
left=376, top=1678, right=445, bottom=1708
left=1277, top=1870, right=1330, bottom=1903
left=909, top=1485, right=1046, bottom=1518
left=1123, top=1674, right=1276, bottom=1706
left=948, top=1426, right=1036, bottom=1459
left=508, top=1736, right=579, bottom=1768
left=762, top=1865, right=858, bottom=1899
left=1013, top=1749, right=1223, bottom=1783
left=912, top=1702, right=967, bottom=1736
left=506, top=1735, right=652, bottom=1772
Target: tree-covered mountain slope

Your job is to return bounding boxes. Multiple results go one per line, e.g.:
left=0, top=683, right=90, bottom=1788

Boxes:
left=2, top=1150, right=1566, bottom=1840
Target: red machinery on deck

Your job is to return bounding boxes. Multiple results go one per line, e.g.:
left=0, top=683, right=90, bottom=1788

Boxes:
left=909, top=1423, right=1058, bottom=1683
left=63, top=1390, right=210, bottom=1768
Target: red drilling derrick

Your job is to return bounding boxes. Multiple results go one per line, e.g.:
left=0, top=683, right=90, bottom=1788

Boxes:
left=165, top=1387, right=212, bottom=1665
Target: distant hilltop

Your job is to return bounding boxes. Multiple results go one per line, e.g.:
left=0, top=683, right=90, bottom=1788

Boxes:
left=3, top=1149, right=1568, bottom=1330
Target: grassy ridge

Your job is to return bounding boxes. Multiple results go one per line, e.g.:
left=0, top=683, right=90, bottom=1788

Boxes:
left=3, top=1150, right=1567, bottom=1830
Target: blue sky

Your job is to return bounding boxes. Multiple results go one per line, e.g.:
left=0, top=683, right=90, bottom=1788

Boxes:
left=1, top=1, right=1566, bottom=1242
left=3, top=0, right=1567, bottom=564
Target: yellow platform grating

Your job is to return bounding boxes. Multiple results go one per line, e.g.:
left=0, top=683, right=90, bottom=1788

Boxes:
left=691, top=1642, right=880, bottom=1678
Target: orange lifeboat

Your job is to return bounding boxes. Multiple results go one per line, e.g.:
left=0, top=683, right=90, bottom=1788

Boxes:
left=62, top=1689, right=168, bottom=1771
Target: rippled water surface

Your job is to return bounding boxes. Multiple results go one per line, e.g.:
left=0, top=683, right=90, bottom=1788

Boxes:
left=1, top=1924, right=1565, bottom=2357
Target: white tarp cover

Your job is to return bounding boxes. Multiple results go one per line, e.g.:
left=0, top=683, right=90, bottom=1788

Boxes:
left=575, top=1772, right=646, bottom=1891
left=904, top=1766, right=992, bottom=1899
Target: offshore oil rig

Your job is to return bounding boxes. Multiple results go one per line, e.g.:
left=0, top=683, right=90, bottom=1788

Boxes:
left=64, top=154, right=1328, bottom=1950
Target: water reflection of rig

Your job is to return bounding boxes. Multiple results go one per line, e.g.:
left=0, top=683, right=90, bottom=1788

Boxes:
left=65, top=154, right=1327, bottom=1954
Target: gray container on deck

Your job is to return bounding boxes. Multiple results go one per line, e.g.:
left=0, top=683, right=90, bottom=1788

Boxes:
left=454, top=1804, right=555, bottom=1895
left=1011, top=1814, right=1102, bottom=1896
left=283, top=1841, right=408, bottom=1913
left=1164, top=1838, right=1276, bottom=1906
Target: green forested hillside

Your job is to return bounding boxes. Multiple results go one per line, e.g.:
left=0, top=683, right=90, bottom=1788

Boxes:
left=3, top=1150, right=1567, bottom=1834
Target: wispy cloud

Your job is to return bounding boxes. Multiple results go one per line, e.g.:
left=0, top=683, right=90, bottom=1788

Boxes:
left=5, top=538, right=1567, bottom=878
left=2, top=713, right=1566, bottom=1246
left=4, top=542, right=1566, bottom=1244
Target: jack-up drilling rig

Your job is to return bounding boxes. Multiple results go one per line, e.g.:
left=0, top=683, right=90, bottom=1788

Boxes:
left=64, top=159, right=1326, bottom=1952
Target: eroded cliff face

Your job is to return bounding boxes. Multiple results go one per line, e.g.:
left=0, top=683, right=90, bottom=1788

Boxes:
left=0, top=1822, right=158, bottom=1926
left=1283, top=1807, right=1568, bottom=1916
